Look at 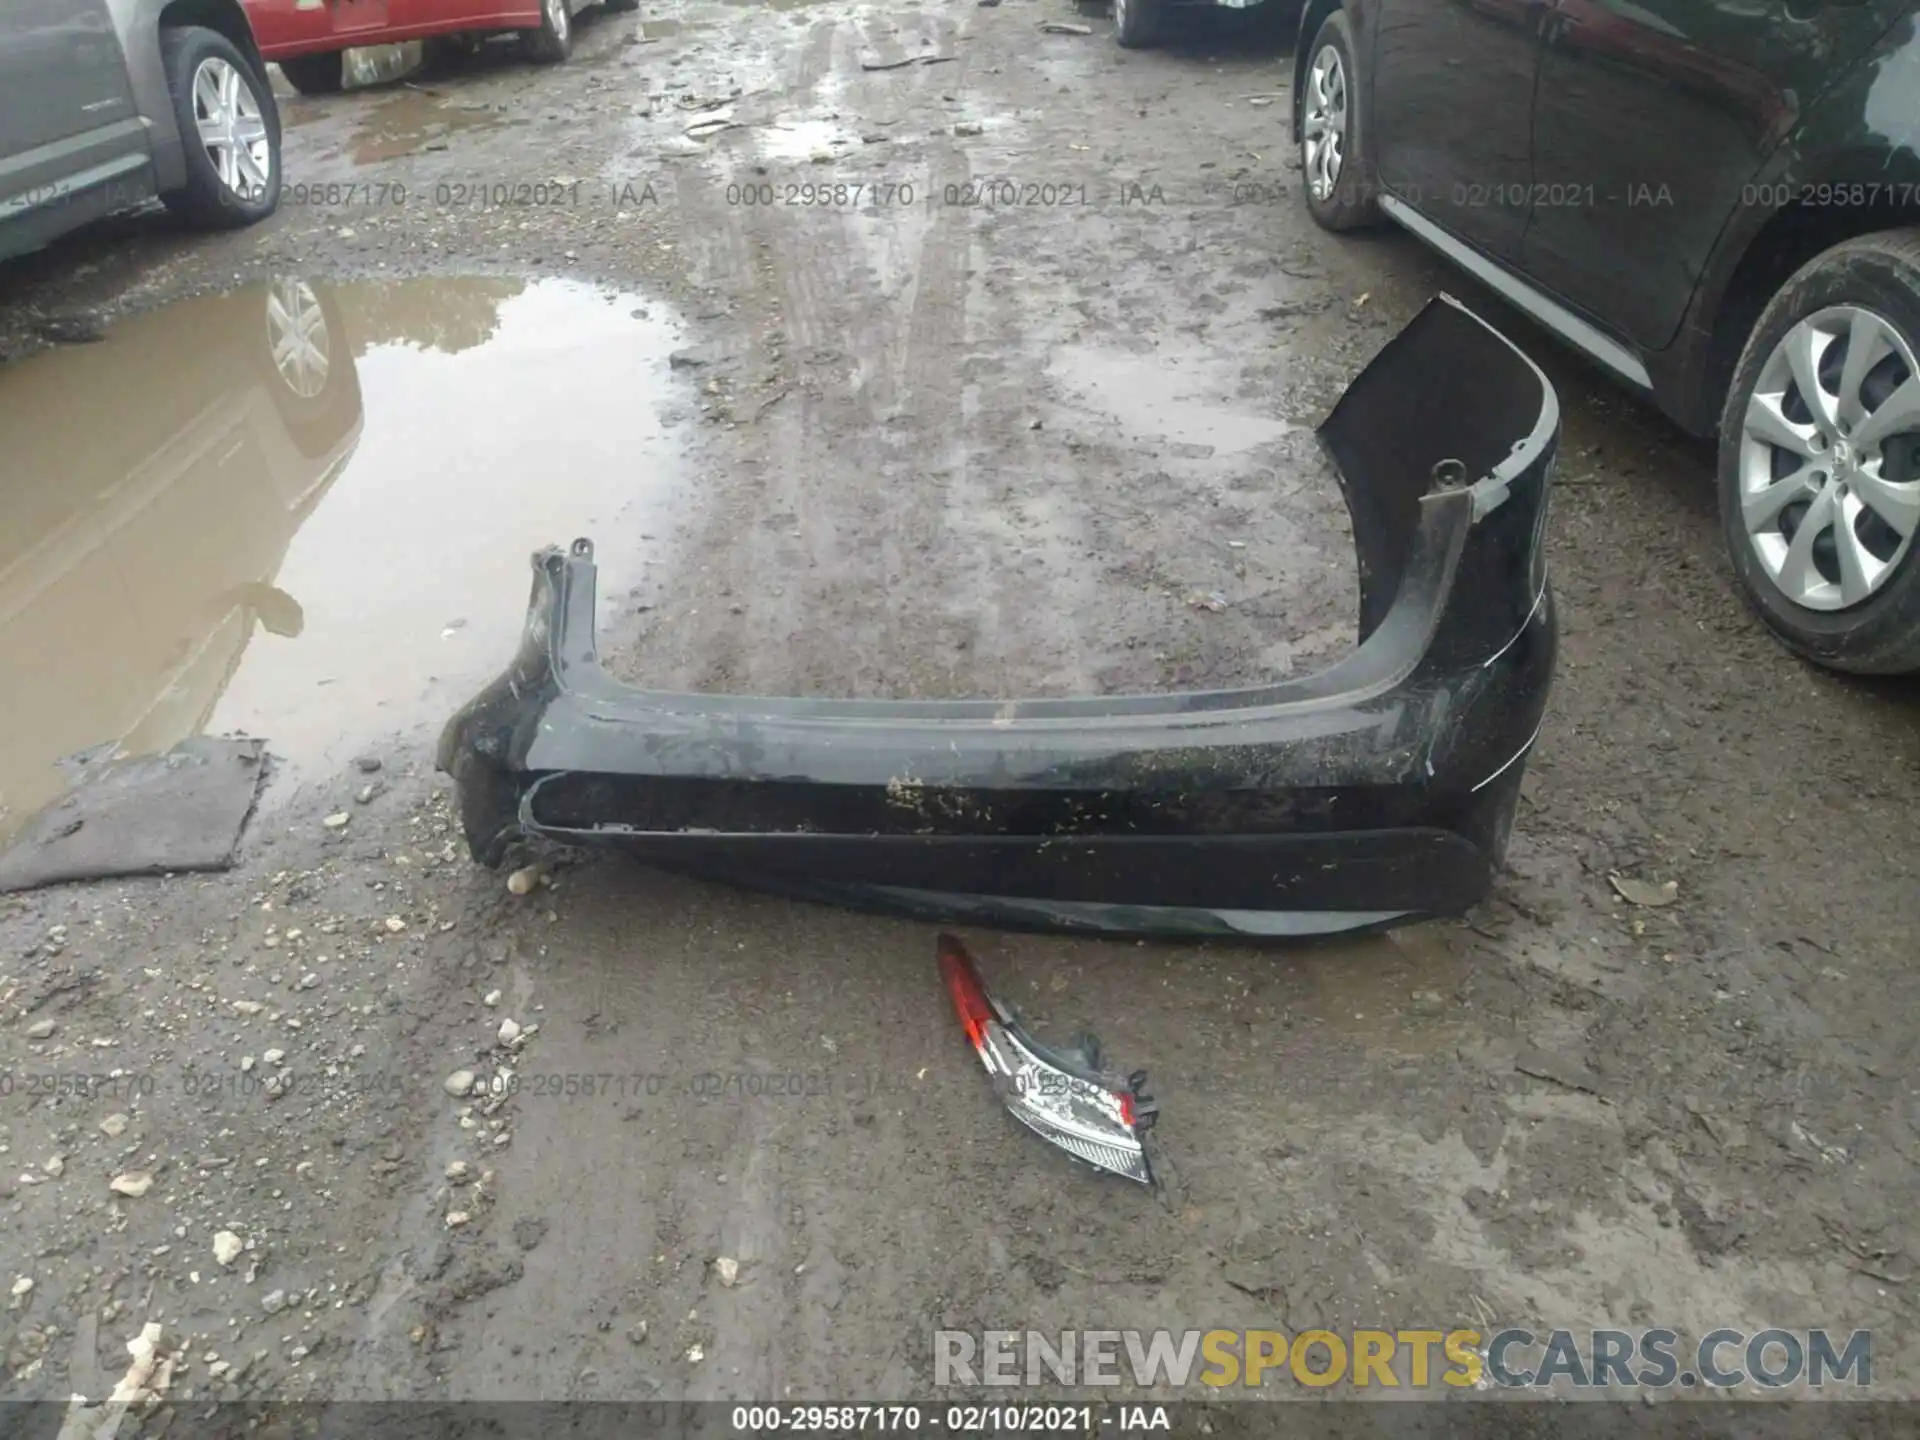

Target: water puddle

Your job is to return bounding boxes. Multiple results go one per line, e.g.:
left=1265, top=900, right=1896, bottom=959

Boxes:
left=754, top=117, right=861, bottom=163
left=1048, top=344, right=1303, bottom=454
left=0, top=277, right=688, bottom=841
left=345, top=89, right=517, bottom=163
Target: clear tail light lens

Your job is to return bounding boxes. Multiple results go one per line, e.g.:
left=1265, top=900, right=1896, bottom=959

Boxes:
left=938, top=934, right=1157, bottom=1185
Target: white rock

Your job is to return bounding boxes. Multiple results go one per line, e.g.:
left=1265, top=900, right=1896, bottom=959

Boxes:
left=443, top=1069, right=477, bottom=1098
left=110, top=1171, right=155, bottom=1198
left=445, top=1161, right=472, bottom=1183
left=43, top=1157, right=64, bottom=1177
left=231, top=1000, right=264, bottom=1017
left=714, top=1256, right=740, bottom=1287
left=100, top=1113, right=129, bottom=1138
left=506, top=863, right=547, bottom=896
left=687, top=1344, right=705, bottom=1363
left=497, top=1018, right=522, bottom=1045
left=240, top=1056, right=256, bottom=1072
left=384, top=916, right=407, bottom=934
left=483, top=990, right=502, bottom=1007
left=264, top=1049, right=287, bottom=1066
left=10, top=1276, right=32, bottom=1297
left=25, top=1018, right=55, bottom=1039
left=213, top=1231, right=244, bottom=1267
left=112, top=1321, right=165, bottom=1402
left=446, top=1210, right=471, bottom=1228
left=322, top=812, right=350, bottom=830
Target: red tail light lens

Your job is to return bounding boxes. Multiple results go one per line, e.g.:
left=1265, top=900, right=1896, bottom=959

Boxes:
left=938, top=932, right=995, bottom=1052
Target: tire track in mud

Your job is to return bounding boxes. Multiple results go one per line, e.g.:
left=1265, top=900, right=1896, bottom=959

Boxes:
left=606, top=0, right=1362, bottom=703
left=901, top=57, right=1127, bottom=697
left=424, top=868, right=983, bottom=1399
left=795, top=14, right=840, bottom=93
left=679, top=1120, right=793, bottom=1398
left=662, top=139, right=849, bottom=695
left=857, top=7, right=976, bottom=686
left=649, top=10, right=984, bottom=699
left=620, top=4, right=1169, bottom=700
left=780, top=9, right=1009, bottom=698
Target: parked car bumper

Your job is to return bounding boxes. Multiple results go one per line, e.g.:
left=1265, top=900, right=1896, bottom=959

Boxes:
left=438, top=293, right=1559, bottom=938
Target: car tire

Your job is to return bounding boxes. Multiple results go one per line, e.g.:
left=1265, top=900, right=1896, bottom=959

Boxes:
left=1718, top=228, right=1920, bottom=674
left=1113, top=0, right=1166, bottom=49
left=277, top=52, right=345, bottom=96
left=521, top=0, right=575, bottom=62
left=1298, top=10, right=1381, bottom=232
left=158, top=27, right=282, bottom=230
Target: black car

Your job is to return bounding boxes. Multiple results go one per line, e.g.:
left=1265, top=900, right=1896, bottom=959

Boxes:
left=1292, top=0, right=1920, bottom=673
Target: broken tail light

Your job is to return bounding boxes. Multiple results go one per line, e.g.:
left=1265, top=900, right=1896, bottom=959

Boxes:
left=937, top=934, right=1157, bottom=1185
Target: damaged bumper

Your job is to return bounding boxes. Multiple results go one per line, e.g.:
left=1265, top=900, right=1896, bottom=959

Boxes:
left=438, top=294, right=1559, bottom=938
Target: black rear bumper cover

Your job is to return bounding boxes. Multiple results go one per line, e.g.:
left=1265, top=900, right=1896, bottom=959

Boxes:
left=438, top=294, right=1559, bottom=937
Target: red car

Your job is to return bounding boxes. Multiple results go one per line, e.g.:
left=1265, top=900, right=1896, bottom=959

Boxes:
left=244, top=0, right=635, bottom=93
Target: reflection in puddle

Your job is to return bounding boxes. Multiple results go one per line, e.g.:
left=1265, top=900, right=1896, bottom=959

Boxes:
left=1049, top=345, right=1302, bottom=454
left=0, top=278, right=687, bottom=841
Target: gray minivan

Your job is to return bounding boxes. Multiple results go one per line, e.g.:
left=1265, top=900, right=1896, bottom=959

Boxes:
left=0, top=0, right=282, bottom=265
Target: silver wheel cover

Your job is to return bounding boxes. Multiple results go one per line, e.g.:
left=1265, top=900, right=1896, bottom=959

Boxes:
left=191, top=56, right=272, bottom=199
left=1738, top=304, right=1920, bottom=611
left=266, top=279, right=331, bottom=400
left=1303, top=44, right=1347, bottom=203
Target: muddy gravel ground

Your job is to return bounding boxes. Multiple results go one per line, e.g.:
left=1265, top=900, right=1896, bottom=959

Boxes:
left=3, top=0, right=1919, bottom=1420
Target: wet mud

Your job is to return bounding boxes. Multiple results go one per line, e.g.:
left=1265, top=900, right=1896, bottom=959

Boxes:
left=0, top=0, right=1916, bottom=1412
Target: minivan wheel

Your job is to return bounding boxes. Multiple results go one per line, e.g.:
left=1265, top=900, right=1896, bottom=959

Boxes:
left=158, top=27, right=282, bottom=229
left=1719, top=228, right=1920, bottom=673
left=277, top=51, right=345, bottom=95
left=522, top=0, right=575, bottom=62
left=1299, top=10, right=1380, bottom=232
